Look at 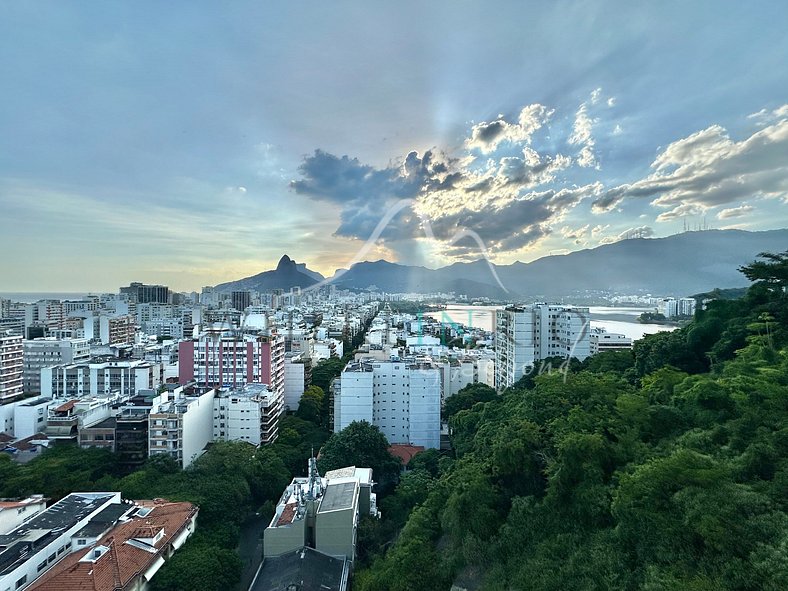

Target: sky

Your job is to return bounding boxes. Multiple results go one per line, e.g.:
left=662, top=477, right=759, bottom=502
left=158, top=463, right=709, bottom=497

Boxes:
left=1, top=1, right=787, bottom=292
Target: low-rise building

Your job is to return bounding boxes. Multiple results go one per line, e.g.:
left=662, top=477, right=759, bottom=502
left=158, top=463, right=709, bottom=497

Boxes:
left=0, top=492, right=122, bottom=591
left=40, top=358, right=162, bottom=399
left=254, top=460, right=376, bottom=591
left=27, top=498, right=197, bottom=591
left=0, top=496, right=47, bottom=535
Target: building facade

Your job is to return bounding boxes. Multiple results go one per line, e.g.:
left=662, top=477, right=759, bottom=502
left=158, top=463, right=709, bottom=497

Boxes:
left=0, top=332, right=23, bottom=404
left=334, top=359, right=441, bottom=449
left=23, top=338, right=90, bottom=394
left=213, top=384, right=283, bottom=445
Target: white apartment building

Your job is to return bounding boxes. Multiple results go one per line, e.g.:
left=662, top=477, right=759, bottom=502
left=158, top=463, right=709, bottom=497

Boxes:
left=283, top=352, right=307, bottom=411
left=495, top=307, right=536, bottom=390
left=80, top=314, right=136, bottom=346
left=23, top=338, right=90, bottom=394
left=589, top=328, right=633, bottom=355
left=436, top=355, right=495, bottom=402
left=334, top=359, right=441, bottom=449
left=148, top=388, right=215, bottom=469
left=0, top=331, right=23, bottom=403
left=213, top=383, right=283, bottom=445
left=660, top=297, right=696, bottom=318
left=41, top=359, right=162, bottom=399
left=495, top=304, right=591, bottom=390
left=313, top=338, right=343, bottom=361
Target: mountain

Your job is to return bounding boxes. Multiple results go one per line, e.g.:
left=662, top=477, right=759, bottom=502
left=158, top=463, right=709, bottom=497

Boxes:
left=328, top=229, right=788, bottom=297
left=215, top=255, right=324, bottom=292
left=214, top=230, right=788, bottom=298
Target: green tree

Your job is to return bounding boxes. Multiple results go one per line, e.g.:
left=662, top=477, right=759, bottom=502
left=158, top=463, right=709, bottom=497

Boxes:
left=317, top=421, right=400, bottom=487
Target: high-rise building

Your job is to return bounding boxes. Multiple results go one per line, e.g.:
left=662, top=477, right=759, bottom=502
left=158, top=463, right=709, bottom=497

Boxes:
left=148, top=388, right=215, bottom=469
left=231, top=290, right=252, bottom=312
left=41, top=359, right=163, bottom=398
left=334, top=359, right=441, bottom=449
left=495, top=304, right=591, bottom=390
left=23, top=337, right=91, bottom=394
left=178, top=328, right=285, bottom=398
left=120, top=282, right=170, bottom=304
left=213, top=383, right=283, bottom=445
left=0, top=331, right=24, bottom=403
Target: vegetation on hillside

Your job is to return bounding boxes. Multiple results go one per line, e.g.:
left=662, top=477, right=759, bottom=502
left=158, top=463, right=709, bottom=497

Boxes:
left=353, top=251, right=788, bottom=590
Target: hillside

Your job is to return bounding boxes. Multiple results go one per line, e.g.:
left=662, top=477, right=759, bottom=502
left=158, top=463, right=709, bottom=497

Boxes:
left=214, top=255, right=323, bottom=292
left=331, top=229, right=788, bottom=296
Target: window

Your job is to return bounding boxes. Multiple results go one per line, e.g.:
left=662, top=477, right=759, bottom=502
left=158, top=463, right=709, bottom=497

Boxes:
left=77, top=539, right=87, bottom=546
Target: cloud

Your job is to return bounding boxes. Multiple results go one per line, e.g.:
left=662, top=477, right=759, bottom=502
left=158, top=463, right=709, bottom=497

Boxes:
left=747, top=104, right=788, bottom=126
left=717, top=204, right=754, bottom=219
left=465, top=104, right=553, bottom=153
left=569, top=102, right=598, bottom=168
left=592, top=114, right=788, bottom=215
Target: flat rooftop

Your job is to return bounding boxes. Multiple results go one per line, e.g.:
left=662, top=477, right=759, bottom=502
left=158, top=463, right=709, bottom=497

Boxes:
left=318, top=481, right=356, bottom=513
left=0, top=493, right=116, bottom=576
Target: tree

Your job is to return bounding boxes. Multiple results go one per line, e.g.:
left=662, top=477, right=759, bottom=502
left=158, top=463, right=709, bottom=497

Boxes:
left=443, top=383, right=497, bottom=420
left=318, top=421, right=400, bottom=487
left=739, top=251, right=788, bottom=293
left=295, top=385, right=324, bottom=423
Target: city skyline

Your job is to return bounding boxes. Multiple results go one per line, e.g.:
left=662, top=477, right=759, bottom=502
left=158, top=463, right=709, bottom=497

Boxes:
left=2, top=2, right=788, bottom=291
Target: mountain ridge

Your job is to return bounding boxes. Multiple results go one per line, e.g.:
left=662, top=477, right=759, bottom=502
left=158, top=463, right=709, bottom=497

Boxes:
left=215, top=229, right=788, bottom=297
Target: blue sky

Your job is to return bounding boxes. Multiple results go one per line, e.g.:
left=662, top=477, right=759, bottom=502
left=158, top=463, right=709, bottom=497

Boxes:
left=1, top=1, right=787, bottom=291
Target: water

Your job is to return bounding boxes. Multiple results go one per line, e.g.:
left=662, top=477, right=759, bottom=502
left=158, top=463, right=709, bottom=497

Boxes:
left=0, top=292, right=88, bottom=303
left=425, top=304, right=676, bottom=342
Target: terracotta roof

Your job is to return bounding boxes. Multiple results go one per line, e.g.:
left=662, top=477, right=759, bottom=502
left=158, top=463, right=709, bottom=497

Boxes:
left=55, top=399, right=79, bottom=412
left=0, top=433, right=13, bottom=443
left=28, top=501, right=197, bottom=591
left=13, top=433, right=49, bottom=451
left=388, top=444, right=425, bottom=464
left=276, top=503, right=298, bottom=526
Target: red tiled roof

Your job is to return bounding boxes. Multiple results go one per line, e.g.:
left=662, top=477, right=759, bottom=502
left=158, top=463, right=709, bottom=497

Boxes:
left=276, top=503, right=297, bottom=527
left=388, top=444, right=425, bottom=464
left=12, top=433, right=49, bottom=451
left=28, top=501, right=197, bottom=591
left=55, top=399, right=79, bottom=412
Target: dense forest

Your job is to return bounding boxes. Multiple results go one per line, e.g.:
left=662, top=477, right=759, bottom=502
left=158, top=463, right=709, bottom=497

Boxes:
left=354, top=251, right=788, bottom=590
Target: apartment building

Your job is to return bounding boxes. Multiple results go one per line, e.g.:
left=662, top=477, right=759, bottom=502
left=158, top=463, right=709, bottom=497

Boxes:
left=40, top=358, right=162, bottom=399
left=334, top=359, right=441, bottom=449
left=178, top=328, right=285, bottom=399
left=495, top=304, right=591, bottom=390
left=22, top=338, right=90, bottom=394
left=213, top=383, right=283, bottom=445
left=148, top=388, right=215, bottom=468
left=0, top=332, right=23, bottom=403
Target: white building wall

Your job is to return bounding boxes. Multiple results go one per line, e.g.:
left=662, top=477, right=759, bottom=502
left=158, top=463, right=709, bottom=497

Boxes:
left=13, top=397, right=50, bottom=438
left=407, top=368, right=441, bottom=449
left=181, top=390, right=215, bottom=468
left=334, top=370, right=373, bottom=432
left=283, top=357, right=306, bottom=411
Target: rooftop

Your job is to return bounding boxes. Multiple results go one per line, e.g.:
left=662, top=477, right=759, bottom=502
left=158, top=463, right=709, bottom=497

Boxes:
left=250, top=547, right=348, bottom=591
left=318, top=481, right=357, bottom=513
left=28, top=500, right=197, bottom=591
left=0, top=493, right=117, bottom=576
